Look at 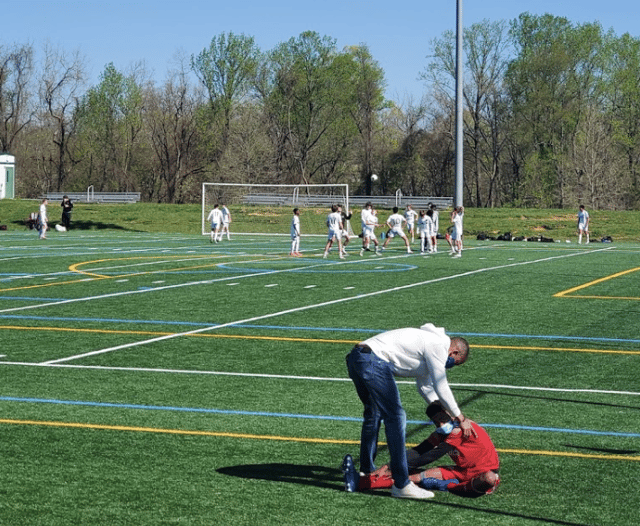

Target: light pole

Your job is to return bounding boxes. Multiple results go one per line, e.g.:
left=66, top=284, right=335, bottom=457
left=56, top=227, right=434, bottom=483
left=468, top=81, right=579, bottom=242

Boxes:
left=455, top=0, right=464, bottom=208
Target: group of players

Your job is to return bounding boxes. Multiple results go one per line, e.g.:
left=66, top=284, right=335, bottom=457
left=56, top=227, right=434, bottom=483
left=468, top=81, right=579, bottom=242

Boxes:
left=318, top=202, right=465, bottom=259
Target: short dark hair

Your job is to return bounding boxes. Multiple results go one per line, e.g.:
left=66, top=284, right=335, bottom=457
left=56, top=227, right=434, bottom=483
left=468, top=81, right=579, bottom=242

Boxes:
left=451, top=337, right=470, bottom=364
left=393, top=206, right=399, bottom=213
left=426, top=401, right=448, bottom=421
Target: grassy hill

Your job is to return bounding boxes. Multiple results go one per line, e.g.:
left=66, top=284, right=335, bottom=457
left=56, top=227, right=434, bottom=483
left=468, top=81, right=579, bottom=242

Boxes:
left=2, top=198, right=639, bottom=242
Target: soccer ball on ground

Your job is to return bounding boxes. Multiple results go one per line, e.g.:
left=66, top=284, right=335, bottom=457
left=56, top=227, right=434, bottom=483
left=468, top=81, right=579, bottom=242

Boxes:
left=371, top=174, right=379, bottom=182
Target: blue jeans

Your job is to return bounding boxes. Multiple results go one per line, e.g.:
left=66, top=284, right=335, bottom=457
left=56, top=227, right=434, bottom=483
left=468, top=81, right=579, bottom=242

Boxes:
left=346, top=346, right=409, bottom=488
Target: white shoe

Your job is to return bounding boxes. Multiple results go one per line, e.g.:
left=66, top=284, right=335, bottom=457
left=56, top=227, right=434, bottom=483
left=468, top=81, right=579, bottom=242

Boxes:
left=391, top=482, right=434, bottom=500
left=359, top=249, right=364, bottom=257
left=407, top=249, right=413, bottom=254
left=452, top=253, right=461, bottom=258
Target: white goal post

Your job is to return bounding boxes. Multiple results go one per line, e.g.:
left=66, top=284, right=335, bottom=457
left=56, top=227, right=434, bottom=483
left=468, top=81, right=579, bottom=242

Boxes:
left=201, top=182, right=351, bottom=236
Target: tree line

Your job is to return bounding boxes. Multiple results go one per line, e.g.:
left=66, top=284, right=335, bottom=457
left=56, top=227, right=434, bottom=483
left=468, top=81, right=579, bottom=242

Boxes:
left=2, top=13, right=639, bottom=209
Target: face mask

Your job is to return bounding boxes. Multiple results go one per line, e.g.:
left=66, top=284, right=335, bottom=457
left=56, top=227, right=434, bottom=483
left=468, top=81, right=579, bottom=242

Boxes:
left=436, top=421, right=455, bottom=435
left=445, top=356, right=456, bottom=369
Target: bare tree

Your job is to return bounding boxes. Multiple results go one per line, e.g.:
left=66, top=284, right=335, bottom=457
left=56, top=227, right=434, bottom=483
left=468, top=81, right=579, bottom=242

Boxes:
left=0, top=43, right=34, bottom=152
left=39, top=43, right=86, bottom=191
left=146, top=59, right=203, bottom=203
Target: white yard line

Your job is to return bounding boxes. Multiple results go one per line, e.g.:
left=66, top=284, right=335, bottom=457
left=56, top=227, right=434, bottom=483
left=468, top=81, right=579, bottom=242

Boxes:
left=1, top=360, right=638, bottom=397
left=42, top=248, right=612, bottom=365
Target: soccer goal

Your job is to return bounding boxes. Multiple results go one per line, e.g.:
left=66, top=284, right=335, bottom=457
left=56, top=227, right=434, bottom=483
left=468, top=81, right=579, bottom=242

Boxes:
left=201, top=182, right=350, bottom=236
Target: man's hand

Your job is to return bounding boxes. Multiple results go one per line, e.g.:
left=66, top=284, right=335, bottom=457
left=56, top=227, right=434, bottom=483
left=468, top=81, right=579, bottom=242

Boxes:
left=455, top=415, right=477, bottom=438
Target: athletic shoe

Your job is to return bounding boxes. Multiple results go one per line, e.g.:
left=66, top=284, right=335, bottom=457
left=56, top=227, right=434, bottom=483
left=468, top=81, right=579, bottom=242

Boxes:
left=452, top=253, right=461, bottom=258
left=359, top=248, right=364, bottom=257
left=323, top=253, right=328, bottom=259
left=407, top=249, right=413, bottom=254
left=341, top=454, right=359, bottom=492
left=391, top=482, right=434, bottom=500
left=419, top=477, right=459, bottom=492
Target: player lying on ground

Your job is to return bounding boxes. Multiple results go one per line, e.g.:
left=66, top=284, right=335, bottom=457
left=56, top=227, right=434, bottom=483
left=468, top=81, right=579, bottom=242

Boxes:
left=342, top=400, right=500, bottom=498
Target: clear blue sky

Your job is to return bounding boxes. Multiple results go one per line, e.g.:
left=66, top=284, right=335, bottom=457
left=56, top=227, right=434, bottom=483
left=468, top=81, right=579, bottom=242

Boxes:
left=3, top=0, right=638, bottom=100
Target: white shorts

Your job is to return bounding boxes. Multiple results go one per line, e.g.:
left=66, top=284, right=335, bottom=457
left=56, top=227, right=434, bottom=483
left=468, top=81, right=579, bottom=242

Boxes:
left=578, top=223, right=588, bottom=232
left=327, top=228, right=341, bottom=241
left=387, top=227, right=404, bottom=238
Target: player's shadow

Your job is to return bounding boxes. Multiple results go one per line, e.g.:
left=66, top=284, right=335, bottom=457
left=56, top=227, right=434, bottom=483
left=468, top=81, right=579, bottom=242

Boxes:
left=218, top=463, right=591, bottom=525
left=217, top=463, right=343, bottom=491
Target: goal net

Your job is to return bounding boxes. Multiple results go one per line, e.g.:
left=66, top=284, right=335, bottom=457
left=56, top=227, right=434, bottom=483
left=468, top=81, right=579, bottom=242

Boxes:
left=201, top=182, right=351, bottom=236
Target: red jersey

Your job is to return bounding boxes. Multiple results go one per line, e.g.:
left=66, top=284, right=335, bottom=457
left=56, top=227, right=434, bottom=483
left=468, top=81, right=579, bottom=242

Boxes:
left=444, top=421, right=499, bottom=475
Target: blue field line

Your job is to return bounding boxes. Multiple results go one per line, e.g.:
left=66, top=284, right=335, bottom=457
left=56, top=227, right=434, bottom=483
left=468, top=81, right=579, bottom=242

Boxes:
left=2, top=396, right=639, bottom=439
left=1, top=313, right=639, bottom=344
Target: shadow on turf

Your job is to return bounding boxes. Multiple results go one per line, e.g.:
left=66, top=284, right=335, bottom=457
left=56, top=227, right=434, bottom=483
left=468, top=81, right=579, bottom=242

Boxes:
left=456, top=387, right=640, bottom=412
left=217, top=463, right=342, bottom=491
left=15, top=219, right=142, bottom=232
left=218, top=463, right=591, bottom=526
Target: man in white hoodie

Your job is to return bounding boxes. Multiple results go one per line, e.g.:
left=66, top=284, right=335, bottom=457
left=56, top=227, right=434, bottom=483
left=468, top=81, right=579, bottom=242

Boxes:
left=345, top=323, right=472, bottom=500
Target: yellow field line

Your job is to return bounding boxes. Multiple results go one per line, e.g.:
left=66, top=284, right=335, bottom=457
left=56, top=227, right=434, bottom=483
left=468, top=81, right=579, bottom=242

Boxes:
left=554, top=266, right=640, bottom=299
left=1, top=254, right=282, bottom=292
left=1, top=325, right=638, bottom=354
left=1, top=418, right=637, bottom=462
left=0, top=325, right=358, bottom=344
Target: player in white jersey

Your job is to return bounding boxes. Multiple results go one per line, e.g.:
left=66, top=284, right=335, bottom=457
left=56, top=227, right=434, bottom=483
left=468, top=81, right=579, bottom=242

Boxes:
left=430, top=204, right=439, bottom=253
left=382, top=207, right=412, bottom=254
left=404, top=205, right=419, bottom=243
left=207, top=204, right=223, bottom=243
left=450, top=206, right=464, bottom=257
left=38, top=198, right=49, bottom=239
left=290, top=208, right=301, bottom=256
left=360, top=202, right=380, bottom=256
left=323, top=204, right=344, bottom=259
left=577, top=205, right=590, bottom=244
left=220, top=204, right=232, bottom=241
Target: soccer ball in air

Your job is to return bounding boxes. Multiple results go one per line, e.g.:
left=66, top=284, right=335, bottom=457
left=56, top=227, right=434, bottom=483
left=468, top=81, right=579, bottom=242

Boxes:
left=371, top=174, right=379, bottom=182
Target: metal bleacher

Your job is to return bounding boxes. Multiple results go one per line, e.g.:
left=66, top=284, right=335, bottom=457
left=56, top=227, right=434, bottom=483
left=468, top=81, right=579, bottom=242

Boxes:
left=243, top=193, right=453, bottom=210
left=44, top=190, right=141, bottom=204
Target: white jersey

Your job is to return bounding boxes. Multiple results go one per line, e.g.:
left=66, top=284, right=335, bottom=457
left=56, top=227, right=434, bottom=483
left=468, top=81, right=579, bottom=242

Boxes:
left=362, top=323, right=460, bottom=418
left=326, top=211, right=342, bottom=235
left=432, top=210, right=439, bottom=233
left=39, top=203, right=48, bottom=222
left=452, top=211, right=463, bottom=239
left=418, top=215, right=428, bottom=236
left=578, top=209, right=589, bottom=229
left=291, top=215, right=300, bottom=238
left=221, top=206, right=231, bottom=224
left=207, top=208, right=223, bottom=226
left=405, top=209, right=418, bottom=226
left=387, top=213, right=405, bottom=231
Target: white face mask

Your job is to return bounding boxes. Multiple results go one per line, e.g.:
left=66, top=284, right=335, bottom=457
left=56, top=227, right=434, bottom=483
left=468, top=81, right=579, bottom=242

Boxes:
left=436, top=421, right=455, bottom=435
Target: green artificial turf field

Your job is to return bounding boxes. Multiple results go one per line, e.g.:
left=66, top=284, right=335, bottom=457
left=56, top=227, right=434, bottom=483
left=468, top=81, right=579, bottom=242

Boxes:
left=0, top=214, right=639, bottom=525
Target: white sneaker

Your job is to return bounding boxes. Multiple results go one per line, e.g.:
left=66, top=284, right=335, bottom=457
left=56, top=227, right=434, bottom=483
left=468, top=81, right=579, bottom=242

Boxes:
left=407, top=249, right=413, bottom=254
left=452, top=253, right=461, bottom=258
left=391, top=482, right=434, bottom=500
left=359, top=249, right=364, bottom=257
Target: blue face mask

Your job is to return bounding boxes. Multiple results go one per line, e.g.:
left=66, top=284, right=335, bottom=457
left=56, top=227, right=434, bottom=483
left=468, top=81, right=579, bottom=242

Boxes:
left=436, top=421, right=455, bottom=435
left=445, top=356, right=456, bottom=369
